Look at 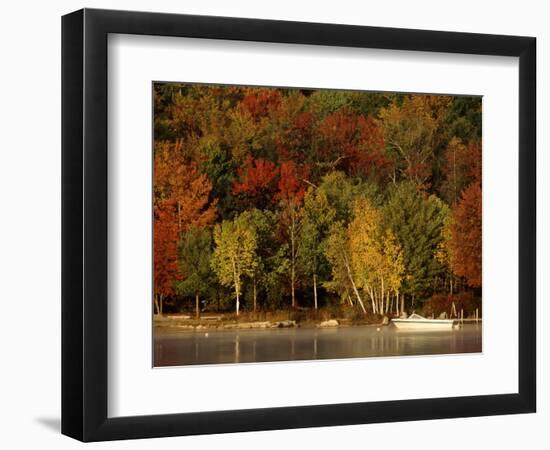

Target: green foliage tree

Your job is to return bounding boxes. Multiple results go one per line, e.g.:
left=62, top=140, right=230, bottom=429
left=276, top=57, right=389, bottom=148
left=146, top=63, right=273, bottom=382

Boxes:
left=176, top=227, right=213, bottom=318
left=236, top=208, right=277, bottom=311
left=317, top=171, right=363, bottom=223
left=298, top=188, right=336, bottom=308
left=383, top=182, right=449, bottom=308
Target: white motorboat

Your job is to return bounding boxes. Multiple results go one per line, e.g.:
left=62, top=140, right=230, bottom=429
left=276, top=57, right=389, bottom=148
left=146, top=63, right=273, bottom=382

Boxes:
left=392, top=313, right=455, bottom=331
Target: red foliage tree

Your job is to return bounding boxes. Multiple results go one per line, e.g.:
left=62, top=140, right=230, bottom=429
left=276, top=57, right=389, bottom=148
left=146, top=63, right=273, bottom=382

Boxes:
left=441, top=138, right=481, bottom=204
left=317, top=110, right=389, bottom=180
left=318, top=110, right=358, bottom=166
left=449, top=182, right=482, bottom=288
left=232, top=156, right=279, bottom=209
left=274, top=161, right=308, bottom=206
left=349, top=115, right=389, bottom=180
left=275, top=111, right=315, bottom=162
left=153, top=201, right=180, bottom=315
left=240, top=89, right=282, bottom=120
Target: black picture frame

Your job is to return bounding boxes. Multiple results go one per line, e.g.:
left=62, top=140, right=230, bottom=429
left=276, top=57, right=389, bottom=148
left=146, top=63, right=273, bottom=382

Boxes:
left=62, top=8, right=536, bottom=442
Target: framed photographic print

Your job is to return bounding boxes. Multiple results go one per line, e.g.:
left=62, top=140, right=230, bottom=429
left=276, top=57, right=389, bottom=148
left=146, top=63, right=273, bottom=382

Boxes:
left=61, top=8, right=536, bottom=441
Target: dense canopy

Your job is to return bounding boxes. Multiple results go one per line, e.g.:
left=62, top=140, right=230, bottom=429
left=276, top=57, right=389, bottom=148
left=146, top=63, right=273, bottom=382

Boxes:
left=153, top=83, right=482, bottom=317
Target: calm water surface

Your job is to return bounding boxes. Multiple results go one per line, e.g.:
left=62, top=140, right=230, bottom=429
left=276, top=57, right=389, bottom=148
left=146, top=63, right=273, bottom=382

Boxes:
left=154, top=324, right=482, bottom=367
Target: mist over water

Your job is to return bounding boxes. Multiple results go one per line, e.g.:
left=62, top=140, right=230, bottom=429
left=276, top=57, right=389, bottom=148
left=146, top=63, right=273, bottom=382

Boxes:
left=154, top=324, right=482, bottom=367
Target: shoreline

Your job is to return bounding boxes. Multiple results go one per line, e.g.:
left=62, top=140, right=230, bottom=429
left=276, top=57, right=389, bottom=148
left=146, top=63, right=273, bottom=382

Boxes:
left=154, top=313, right=482, bottom=334
left=154, top=314, right=381, bottom=333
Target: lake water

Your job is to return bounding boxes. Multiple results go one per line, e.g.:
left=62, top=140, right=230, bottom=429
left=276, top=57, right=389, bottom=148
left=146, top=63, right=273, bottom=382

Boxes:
left=154, top=324, right=482, bottom=367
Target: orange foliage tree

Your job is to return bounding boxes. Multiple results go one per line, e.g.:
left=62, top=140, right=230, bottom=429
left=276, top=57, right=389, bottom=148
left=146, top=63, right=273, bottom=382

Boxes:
left=153, top=141, right=217, bottom=314
left=153, top=201, right=180, bottom=315
left=449, top=182, right=482, bottom=288
left=441, top=138, right=481, bottom=204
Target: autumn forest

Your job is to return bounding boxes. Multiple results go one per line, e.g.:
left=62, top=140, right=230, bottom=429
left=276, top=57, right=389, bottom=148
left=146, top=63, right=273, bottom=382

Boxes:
left=153, top=83, right=482, bottom=322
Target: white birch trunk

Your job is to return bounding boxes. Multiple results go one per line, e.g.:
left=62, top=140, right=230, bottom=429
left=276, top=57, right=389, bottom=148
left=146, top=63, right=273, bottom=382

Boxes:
left=313, top=273, right=318, bottom=309
left=231, top=258, right=240, bottom=316
left=368, top=287, right=376, bottom=314
left=343, top=253, right=366, bottom=314
left=154, top=295, right=160, bottom=315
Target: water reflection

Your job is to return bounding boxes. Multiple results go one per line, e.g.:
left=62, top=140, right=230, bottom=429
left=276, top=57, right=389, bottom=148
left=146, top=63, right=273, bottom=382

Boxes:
left=154, top=324, right=482, bottom=367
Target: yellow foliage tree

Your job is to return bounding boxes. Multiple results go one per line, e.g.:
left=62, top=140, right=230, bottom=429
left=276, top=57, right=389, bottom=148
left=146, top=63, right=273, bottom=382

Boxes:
left=211, top=215, right=258, bottom=315
left=348, top=198, right=405, bottom=315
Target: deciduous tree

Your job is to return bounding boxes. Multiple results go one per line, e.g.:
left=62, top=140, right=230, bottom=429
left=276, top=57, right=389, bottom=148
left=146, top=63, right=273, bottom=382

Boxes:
left=380, top=95, right=450, bottom=189
left=449, top=182, right=482, bottom=288
left=325, top=222, right=367, bottom=314
left=177, top=227, right=214, bottom=318
left=298, top=188, right=336, bottom=308
left=153, top=201, right=180, bottom=315
left=232, top=156, right=279, bottom=210
left=347, top=198, right=404, bottom=315
left=440, top=138, right=482, bottom=204
left=275, top=161, right=308, bottom=307
left=211, top=216, right=258, bottom=315
left=154, top=141, right=217, bottom=233
left=237, top=209, right=276, bottom=311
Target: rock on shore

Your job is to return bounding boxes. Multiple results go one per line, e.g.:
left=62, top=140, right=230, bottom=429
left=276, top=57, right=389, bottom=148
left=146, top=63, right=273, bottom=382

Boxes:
left=272, top=320, right=297, bottom=328
left=319, top=319, right=339, bottom=328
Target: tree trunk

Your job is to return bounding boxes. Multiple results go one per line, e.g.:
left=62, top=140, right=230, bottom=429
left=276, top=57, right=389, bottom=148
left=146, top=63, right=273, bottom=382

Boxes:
left=453, top=146, right=457, bottom=204
left=400, top=294, right=404, bottom=316
left=380, top=277, right=385, bottom=314
left=369, top=287, right=376, bottom=314
left=290, top=217, right=296, bottom=308
left=177, top=201, right=182, bottom=233
left=313, top=273, right=318, bottom=309
left=231, top=258, right=240, bottom=316
left=343, top=252, right=366, bottom=314
left=154, top=295, right=160, bottom=315
left=195, top=293, right=200, bottom=319
left=290, top=229, right=296, bottom=308
left=159, top=294, right=164, bottom=316
left=253, top=277, right=257, bottom=313
left=235, top=284, right=240, bottom=316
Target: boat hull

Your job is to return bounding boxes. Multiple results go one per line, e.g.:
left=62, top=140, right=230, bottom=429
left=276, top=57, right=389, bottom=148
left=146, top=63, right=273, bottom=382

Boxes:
left=392, top=319, right=455, bottom=331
